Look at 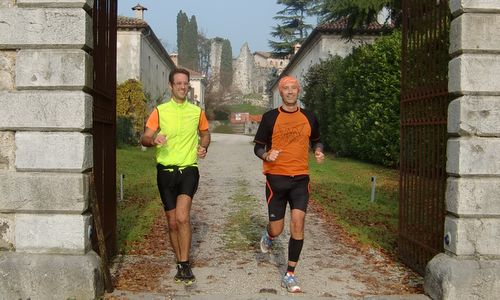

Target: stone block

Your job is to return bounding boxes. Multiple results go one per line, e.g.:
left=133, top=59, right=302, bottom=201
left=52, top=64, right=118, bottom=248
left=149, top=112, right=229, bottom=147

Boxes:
left=450, top=0, right=500, bottom=16
left=16, top=49, right=92, bottom=90
left=425, top=253, right=500, bottom=300
left=0, top=0, right=15, bottom=8
left=448, top=96, right=500, bottom=136
left=0, top=172, right=89, bottom=212
left=0, top=7, right=91, bottom=49
left=447, top=137, right=500, bottom=175
left=17, top=0, right=92, bottom=10
left=0, top=131, right=15, bottom=170
left=444, top=215, right=500, bottom=255
left=0, top=251, right=103, bottom=299
left=0, top=50, right=15, bottom=90
left=0, top=213, right=15, bottom=250
left=0, top=91, right=92, bottom=130
left=450, top=14, right=500, bottom=54
left=449, top=54, right=500, bottom=95
left=15, top=213, right=91, bottom=253
left=447, top=177, right=500, bottom=216
left=15, top=131, right=92, bottom=171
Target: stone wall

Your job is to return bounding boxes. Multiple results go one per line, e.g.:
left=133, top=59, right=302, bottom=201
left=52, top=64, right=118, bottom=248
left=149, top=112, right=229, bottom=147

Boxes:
left=0, top=0, right=103, bottom=298
left=232, top=43, right=272, bottom=102
left=232, top=43, right=255, bottom=95
left=424, top=1, right=500, bottom=299
left=209, top=39, right=223, bottom=93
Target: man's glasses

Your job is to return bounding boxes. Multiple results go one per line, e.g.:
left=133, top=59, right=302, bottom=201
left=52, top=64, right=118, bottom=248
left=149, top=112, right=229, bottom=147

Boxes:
left=172, top=82, right=190, bottom=87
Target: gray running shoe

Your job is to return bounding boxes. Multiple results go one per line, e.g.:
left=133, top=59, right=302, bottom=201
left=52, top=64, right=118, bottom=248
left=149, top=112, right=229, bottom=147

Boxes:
left=281, top=272, right=301, bottom=293
left=260, top=231, right=273, bottom=253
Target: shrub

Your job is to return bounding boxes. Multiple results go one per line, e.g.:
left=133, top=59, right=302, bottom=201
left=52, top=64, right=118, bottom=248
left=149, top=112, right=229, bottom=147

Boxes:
left=302, top=31, right=401, bottom=167
left=116, top=79, right=147, bottom=141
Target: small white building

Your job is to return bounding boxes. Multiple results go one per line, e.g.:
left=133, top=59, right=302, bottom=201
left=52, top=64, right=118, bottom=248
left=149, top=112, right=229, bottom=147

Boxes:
left=186, top=67, right=206, bottom=109
left=270, top=20, right=389, bottom=108
left=117, top=4, right=176, bottom=112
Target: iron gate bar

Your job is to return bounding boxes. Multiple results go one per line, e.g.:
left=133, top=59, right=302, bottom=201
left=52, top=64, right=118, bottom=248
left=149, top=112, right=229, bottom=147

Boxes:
left=399, top=0, right=450, bottom=275
left=92, top=0, right=117, bottom=257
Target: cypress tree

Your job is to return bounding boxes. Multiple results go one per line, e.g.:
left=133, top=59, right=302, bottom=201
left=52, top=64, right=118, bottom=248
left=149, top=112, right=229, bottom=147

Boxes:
left=220, top=39, right=233, bottom=89
left=176, top=10, right=188, bottom=56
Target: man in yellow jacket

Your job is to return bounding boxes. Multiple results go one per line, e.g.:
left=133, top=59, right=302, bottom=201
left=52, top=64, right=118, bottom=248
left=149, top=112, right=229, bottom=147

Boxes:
left=141, top=68, right=210, bottom=286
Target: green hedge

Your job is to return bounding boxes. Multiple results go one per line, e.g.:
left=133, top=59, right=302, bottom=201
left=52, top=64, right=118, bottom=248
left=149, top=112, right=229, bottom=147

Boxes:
left=303, top=31, right=401, bottom=167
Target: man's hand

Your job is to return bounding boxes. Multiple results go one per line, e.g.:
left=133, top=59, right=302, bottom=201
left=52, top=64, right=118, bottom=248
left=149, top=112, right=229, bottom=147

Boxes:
left=314, top=150, right=325, bottom=164
left=265, top=149, right=281, bottom=162
left=154, top=134, right=167, bottom=146
left=197, top=145, right=207, bottom=159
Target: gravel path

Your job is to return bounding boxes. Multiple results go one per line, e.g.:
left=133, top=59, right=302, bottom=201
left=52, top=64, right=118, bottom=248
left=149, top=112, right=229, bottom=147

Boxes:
left=107, top=133, right=424, bottom=300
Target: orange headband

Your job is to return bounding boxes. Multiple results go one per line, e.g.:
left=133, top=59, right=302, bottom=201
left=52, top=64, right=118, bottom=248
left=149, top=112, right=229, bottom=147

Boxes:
left=278, top=76, right=300, bottom=93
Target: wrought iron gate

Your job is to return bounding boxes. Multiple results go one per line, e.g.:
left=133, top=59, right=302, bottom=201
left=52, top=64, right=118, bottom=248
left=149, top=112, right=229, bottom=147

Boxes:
left=92, top=0, right=117, bottom=256
left=399, top=0, right=450, bottom=275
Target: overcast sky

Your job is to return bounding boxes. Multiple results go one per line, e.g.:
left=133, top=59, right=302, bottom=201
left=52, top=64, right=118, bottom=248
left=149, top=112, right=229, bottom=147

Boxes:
left=118, top=0, right=317, bottom=57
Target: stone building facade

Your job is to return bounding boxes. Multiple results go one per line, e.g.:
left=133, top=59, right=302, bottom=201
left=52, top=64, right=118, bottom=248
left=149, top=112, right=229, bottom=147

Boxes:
left=231, top=42, right=269, bottom=95
left=424, top=1, right=500, bottom=299
left=117, top=4, right=177, bottom=112
left=209, top=39, right=223, bottom=93
left=0, top=0, right=102, bottom=298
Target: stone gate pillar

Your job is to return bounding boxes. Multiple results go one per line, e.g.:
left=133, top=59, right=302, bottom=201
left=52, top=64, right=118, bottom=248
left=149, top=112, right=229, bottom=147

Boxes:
left=0, top=0, right=103, bottom=298
left=424, top=1, right=500, bottom=299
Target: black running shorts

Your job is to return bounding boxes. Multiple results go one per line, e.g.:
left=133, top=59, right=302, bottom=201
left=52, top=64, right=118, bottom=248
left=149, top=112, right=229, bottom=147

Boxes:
left=265, top=174, right=310, bottom=221
left=156, top=164, right=200, bottom=211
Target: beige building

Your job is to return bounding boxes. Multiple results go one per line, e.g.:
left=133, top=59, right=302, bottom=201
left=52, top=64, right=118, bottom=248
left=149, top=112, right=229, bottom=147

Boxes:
left=270, top=20, right=386, bottom=108
left=117, top=4, right=176, bottom=112
left=185, top=67, right=206, bottom=109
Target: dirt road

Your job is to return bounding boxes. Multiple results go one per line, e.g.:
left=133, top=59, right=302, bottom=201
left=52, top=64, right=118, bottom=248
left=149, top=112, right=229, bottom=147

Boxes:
left=107, top=133, right=424, bottom=300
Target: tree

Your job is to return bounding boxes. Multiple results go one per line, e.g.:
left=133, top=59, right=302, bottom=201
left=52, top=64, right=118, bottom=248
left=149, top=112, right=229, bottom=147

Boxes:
left=220, top=38, right=233, bottom=89
left=269, top=0, right=321, bottom=56
left=319, top=0, right=401, bottom=38
left=177, top=11, right=199, bottom=71
left=176, top=10, right=188, bottom=53
left=198, top=32, right=211, bottom=76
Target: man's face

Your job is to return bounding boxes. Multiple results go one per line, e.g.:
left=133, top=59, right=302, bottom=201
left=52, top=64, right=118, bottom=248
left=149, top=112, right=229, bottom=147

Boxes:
left=170, top=73, right=190, bottom=100
left=280, top=81, right=299, bottom=105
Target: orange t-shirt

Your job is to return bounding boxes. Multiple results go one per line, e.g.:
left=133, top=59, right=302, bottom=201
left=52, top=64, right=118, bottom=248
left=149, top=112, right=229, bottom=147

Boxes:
left=254, top=107, right=320, bottom=176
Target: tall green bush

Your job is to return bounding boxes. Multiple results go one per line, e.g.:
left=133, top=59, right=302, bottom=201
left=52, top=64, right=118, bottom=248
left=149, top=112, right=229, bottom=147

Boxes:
left=302, top=31, right=401, bottom=167
left=116, top=79, right=147, bottom=143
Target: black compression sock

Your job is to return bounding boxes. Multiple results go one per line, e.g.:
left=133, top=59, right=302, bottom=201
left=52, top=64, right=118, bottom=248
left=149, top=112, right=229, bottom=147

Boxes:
left=178, top=260, right=189, bottom=267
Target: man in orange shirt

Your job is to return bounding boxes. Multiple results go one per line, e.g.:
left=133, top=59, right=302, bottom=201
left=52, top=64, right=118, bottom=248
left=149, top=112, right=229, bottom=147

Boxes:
left=141, top=68, right=210, bottom=285
left=253, top=75, right=324, bottom=293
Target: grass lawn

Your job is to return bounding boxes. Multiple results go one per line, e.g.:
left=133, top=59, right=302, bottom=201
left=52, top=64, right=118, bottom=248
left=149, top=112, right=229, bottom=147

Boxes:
left=309, top=154, right=399, bottom=253
left=211, top=120, right=234, bottom=134
left=116, top=145, right=163, bottom=254
left=224, top=103, right=267, bottom=115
